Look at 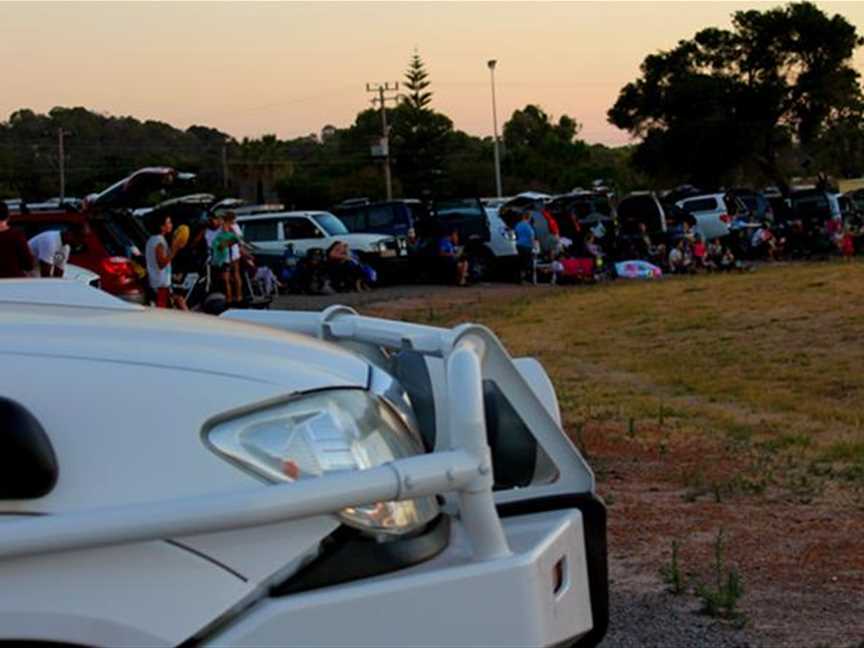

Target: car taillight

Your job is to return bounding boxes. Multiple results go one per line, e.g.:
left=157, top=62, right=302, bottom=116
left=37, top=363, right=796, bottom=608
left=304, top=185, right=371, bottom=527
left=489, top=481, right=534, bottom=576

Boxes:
left=719, top=213, right=732, bottom=224
left=100, top=257, right=136, bottom=280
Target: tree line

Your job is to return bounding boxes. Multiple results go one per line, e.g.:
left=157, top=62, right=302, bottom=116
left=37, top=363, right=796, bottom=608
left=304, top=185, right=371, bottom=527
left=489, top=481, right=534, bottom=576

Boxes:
left=0, top=2, right=860, bottom=206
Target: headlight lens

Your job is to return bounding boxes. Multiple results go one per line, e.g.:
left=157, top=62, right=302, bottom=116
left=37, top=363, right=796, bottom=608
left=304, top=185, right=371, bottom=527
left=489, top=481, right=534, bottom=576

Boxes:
left=378, top=241, right=388, bottom=253
left=207, top=389, right=439, bottom=536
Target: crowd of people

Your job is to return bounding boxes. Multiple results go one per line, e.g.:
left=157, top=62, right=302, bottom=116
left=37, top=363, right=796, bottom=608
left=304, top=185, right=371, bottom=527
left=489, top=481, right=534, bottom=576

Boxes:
left=3, top=186, right=863, bottom=310
left=499, top=192, right=863, bottom=285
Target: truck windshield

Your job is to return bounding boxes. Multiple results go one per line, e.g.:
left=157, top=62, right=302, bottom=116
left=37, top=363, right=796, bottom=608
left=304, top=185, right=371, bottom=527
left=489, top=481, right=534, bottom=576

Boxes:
left=314, top=213, right=349, bottom=236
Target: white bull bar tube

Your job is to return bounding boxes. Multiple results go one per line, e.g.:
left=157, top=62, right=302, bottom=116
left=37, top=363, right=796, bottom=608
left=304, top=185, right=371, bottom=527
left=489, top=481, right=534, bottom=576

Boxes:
left=0, top=335, right=510, bottom=562
left=225, top=305, right=595, bottom=500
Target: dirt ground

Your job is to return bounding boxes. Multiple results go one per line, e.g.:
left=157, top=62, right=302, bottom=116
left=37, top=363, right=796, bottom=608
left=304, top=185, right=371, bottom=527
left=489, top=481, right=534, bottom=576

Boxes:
left=273, top=265, right=864, bottom=647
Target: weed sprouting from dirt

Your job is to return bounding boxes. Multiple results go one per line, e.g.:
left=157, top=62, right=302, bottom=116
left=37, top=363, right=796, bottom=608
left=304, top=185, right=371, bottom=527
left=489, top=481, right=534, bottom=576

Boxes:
left=695, top=530, right=745, bottom=621
left=659, top=539, right=686, bottom=594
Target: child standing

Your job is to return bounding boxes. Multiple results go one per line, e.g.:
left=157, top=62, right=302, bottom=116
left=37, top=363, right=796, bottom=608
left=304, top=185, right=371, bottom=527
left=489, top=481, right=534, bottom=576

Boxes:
left=840, top=227, right=856, bottom=261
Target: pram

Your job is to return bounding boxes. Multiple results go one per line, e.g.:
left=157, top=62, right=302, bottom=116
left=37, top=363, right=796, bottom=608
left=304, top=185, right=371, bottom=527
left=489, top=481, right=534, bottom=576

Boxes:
left=172, top=252, right=272, bottom=314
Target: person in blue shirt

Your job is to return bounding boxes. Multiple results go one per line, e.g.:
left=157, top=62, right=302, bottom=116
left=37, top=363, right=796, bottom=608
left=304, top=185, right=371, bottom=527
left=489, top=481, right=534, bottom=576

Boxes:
left=438, top=228, right=469, bottom=286
left=514, top=212, right=536, bottom=283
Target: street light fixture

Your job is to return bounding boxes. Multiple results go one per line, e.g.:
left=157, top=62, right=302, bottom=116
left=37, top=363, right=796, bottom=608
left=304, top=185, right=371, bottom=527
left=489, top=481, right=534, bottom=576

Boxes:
left=487, top=59, right=503, bottom=198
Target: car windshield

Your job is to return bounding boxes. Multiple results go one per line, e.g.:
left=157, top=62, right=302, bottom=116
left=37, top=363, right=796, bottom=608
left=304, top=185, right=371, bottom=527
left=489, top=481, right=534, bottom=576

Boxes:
left=314, top=212, right=349, bottom=236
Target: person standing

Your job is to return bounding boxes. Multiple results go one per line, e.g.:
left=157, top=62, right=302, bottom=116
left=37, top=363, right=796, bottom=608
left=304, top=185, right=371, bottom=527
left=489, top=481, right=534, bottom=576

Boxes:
left=514, top=211, right=535, bottom=283
left=210, top=212, right=242, bottom=305
left=0, top=202, right=35, bottom=278
left=228, top=216, right=244, bottom=304
left=28, top=225, right=85, bottom=278
left=145, top=214, right=188, bottom=309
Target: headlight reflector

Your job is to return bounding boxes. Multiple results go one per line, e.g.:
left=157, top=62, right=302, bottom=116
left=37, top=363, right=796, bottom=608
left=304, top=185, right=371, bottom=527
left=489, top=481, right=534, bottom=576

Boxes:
left=207, top=389, right=438, bottom=535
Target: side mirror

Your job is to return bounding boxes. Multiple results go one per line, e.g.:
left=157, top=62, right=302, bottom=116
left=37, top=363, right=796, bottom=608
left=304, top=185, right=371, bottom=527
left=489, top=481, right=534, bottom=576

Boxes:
left=0, top=398, right=58, bottom=499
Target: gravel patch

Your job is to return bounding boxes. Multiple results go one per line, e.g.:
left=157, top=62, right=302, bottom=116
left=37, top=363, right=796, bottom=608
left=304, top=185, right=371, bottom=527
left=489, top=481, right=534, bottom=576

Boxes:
left=601, top=578, right=751, bottom=647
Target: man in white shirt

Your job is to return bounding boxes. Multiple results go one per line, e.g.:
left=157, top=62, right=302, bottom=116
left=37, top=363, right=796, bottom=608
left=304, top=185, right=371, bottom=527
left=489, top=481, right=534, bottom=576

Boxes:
left=145, top=213, right=188, bottom=309
left=28, top=227, right=85, bottom=278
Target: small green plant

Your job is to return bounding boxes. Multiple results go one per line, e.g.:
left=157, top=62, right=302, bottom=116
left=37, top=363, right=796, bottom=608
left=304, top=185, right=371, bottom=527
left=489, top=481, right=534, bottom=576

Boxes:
left=659, top=539, right=685, bottom=594
left=571, top=422, right=589, bottom=461
left=695, top=530, right=744, bottom=620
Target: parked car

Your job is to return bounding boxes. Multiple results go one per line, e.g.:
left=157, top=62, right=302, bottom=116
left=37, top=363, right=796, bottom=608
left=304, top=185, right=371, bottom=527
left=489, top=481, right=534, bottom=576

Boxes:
left=616, top=191, right=668, bottom=239
left=236, top=211, right=405, bottom=271
left=421, top=197, right=517, bottom=279
left=9, top=167, right=195, bottom=303
left=789, top=189, right=835, bottom=228
left=9, top=209, right=145, bottom=302
left=546, top=191, right=617, bottom=253
left=0, top=280, right=608, bottom=647
left=674, top=192, right=753, bottom=240
left=480, top=199, right=519, bottom=278
left=499, top=193, right=559, bottom=255
left=332, top=199, right=427, bottom=239
left=845, top=188, right=864, bottom=215
left=729, top=189, right=774, bottom=223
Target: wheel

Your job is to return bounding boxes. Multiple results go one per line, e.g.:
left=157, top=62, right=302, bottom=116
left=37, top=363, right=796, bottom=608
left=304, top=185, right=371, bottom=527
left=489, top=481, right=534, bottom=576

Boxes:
left=469, top=249, right=496, bottom=282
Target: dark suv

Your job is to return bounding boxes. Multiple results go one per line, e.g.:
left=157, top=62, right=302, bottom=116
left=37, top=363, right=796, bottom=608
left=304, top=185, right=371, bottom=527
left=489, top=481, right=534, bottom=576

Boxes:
left=332, top=199, right=428, bottom=238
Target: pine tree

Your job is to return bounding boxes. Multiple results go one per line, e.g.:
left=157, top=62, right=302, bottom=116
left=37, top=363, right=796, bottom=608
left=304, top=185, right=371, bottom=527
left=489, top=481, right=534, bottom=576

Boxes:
left=403, top=50, right=433, bottom=112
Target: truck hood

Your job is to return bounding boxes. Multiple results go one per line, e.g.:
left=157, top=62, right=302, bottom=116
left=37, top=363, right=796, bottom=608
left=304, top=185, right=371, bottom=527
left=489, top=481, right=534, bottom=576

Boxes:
left=0, top=281, right=369, bottom=391
left=340, top=233, right=395, bottom=250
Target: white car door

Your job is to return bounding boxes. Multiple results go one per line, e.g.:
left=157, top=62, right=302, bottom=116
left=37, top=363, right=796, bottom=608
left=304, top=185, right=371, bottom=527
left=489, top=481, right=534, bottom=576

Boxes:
left=238, top=218, right=283, bottom=255
left=282, top=217, right=330, bottom=256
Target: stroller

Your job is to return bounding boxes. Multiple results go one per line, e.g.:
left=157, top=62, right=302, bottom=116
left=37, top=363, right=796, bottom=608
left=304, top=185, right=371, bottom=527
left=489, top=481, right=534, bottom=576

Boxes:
left=172, top=250, right=272, bottom=314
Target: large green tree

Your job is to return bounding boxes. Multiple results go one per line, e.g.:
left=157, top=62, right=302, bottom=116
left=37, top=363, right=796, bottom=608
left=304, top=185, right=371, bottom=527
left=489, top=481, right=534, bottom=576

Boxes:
left=608, top=1, right=864, bottom=188
left=502, top=105, right=590, bottom=192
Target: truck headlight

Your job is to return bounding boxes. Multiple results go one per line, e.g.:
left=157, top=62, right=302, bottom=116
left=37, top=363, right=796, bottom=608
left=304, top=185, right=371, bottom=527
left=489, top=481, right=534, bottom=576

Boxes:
left=378, top=241, right=388, bottom=253
left=206, top=389, right=439, bottom=536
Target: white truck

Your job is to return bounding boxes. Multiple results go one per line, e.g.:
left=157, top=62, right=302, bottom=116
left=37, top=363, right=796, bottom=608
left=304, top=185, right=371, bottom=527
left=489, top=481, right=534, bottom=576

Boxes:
left=0, top=280, right=607, bottom=647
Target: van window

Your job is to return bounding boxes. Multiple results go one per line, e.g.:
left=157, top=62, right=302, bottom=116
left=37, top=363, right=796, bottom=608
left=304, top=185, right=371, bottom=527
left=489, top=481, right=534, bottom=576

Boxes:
left=433, top=199, right=488, bottom=241
left=336, top=209, right=367, bottom=232
left=681, top=197, right=718, bottom=213
left=368, top=205, right=395, bottom=228
left=792, top=192, right=830, bottom=222
left=618, top=195, right=664, bottom=234
left=241, top=219, right=280, bottom=242
left=283, top=217, right=322, bottom=239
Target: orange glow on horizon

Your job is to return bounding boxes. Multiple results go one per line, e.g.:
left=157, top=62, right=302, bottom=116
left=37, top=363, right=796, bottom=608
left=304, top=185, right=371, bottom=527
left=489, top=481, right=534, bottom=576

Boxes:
left=0, top=1, right=861, bottom=146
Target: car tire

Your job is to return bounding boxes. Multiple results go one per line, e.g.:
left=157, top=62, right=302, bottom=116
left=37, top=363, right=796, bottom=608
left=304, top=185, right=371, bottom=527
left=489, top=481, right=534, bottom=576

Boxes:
left=470, top=249, right=495, bottom=282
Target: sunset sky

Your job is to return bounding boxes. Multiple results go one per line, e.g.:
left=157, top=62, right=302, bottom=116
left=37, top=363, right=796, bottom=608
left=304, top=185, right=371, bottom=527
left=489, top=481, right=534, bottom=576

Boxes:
left=1, top=1, right=862, bottom=146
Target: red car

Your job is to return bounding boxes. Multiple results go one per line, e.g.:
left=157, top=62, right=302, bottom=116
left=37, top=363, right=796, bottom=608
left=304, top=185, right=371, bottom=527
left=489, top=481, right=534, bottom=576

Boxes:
left=9, top=168, right=193, bottom=303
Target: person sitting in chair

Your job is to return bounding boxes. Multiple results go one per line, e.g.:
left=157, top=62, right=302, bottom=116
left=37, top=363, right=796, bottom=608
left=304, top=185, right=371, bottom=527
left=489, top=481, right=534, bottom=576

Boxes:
left=438, top=228, right=469, bottom=286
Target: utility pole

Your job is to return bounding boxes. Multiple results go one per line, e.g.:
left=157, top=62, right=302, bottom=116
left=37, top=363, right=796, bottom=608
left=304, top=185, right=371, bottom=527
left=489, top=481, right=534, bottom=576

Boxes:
left=57, top=128, right=71, bottom=202
left=366, top=82, right=399, bottom=200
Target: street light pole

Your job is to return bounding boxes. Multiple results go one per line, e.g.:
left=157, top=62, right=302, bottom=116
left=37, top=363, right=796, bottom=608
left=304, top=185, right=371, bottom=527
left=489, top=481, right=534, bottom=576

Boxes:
left=487, top=60, right=502, bottom=198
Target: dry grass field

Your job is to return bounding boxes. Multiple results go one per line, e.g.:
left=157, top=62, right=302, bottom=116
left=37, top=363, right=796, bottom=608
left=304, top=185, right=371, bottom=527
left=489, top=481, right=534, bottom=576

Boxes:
left=364, top=261, right=864, bottom=646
